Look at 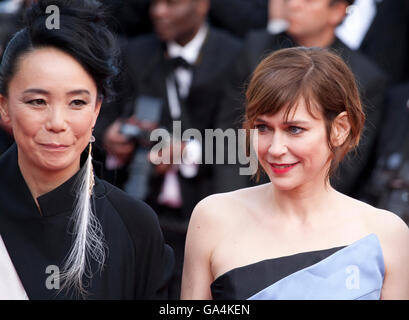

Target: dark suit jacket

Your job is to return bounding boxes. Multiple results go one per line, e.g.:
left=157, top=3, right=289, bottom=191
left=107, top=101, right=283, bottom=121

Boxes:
left=96, top=27, right=245, bottom=220
left=221, top=30, right=388, bottom=197
left=0, top=12, right=22, bottom=57
left=101, top=0, right=152, bottom=38
left=358, top=0, right=409, bottom=84
left=375, top=82, right=409, bottom=160
left=360, top=82, right=409, bottom=211
left=208, top=0, right=268, bottom=38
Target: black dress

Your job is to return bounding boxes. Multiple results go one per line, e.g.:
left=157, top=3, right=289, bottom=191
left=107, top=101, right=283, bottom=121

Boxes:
left=210, top=234, right=384, bottom=300
left=0, top=144, right=174, bottom=299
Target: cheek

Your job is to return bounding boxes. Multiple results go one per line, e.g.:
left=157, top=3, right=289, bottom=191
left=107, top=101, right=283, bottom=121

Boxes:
left=70, top=111, right=95, bottom=138
left=299, top=134, right=331, bottom=166
left=253, top=133, right=268, bottom=159
left=11, top=108, right=43, bottom=140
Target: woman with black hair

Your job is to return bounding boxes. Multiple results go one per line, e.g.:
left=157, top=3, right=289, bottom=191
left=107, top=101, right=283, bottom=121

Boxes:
left=0, top=0, right=174, bottom=299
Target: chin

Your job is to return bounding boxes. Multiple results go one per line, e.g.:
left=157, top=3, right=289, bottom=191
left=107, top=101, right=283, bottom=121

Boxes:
left=267, top=175, right=301, bottom=191
left=36, top=151, right=79, bottom=172
left=271, top=182, right=300, bottom=192
left=39, top=159, right=76, bottom=172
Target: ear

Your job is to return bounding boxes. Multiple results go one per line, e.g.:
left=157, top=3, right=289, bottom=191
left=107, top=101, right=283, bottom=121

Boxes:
left=0, top=94, right=11, bottom=124
left=331, top=111, right=351, bottom=147
left=329, top=1, right=348, bottom=27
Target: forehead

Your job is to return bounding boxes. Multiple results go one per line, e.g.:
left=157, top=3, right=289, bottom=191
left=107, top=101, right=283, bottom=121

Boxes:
left=9, top=47, right=97, bottom=93
left=257, top=97, right=323, bottom=123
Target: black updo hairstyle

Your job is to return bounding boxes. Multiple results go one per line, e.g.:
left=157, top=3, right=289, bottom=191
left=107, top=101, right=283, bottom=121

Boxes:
left=0, top=0, right=120, bottom=102
left=0, top=0, right=120, bottom=297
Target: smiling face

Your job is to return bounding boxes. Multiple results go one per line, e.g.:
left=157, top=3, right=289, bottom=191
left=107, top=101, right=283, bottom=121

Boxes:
left=0, top=47, right=101, bottom=175
left=253, top=98, right=332, bottom=191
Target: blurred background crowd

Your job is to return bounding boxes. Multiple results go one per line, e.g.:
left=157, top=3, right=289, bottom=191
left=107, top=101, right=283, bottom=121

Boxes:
left=1, top=0, right=409, bottom=299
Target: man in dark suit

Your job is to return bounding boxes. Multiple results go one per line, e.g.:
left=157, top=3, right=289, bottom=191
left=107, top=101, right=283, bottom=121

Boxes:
left=221, top=0, right=388, bottom=198
left=336, top=0, right=409, bottom=85
left=361, top=82, right=409, bottom=224
left=95, top=0, right=245, bottom=299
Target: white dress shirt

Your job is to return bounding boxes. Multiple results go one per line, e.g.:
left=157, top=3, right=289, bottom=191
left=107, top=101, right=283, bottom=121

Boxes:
left=267, top=19, right=289, bottom=35
left=158, top=25, right=208, bottom=207
left=167, top=24, right=209, bottom=99
left=336, top=0, right=381, bottom=50
left=0, top=235, right=28, bottom=300
left=0, top=0, right=22, bottom=14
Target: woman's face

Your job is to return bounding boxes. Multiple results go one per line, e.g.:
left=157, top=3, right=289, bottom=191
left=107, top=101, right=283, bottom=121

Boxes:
left=0, top=47, right=101, bottom=174
left=253, top=98, right=332, bottom=191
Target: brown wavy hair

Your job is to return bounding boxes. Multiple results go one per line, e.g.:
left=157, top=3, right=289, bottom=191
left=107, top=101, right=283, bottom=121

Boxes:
left=243, top=47, right=365, bottom=182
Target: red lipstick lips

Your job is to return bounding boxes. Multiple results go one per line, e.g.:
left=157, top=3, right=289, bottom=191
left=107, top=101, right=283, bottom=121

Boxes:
left=270, top=162, right=299, bottom=174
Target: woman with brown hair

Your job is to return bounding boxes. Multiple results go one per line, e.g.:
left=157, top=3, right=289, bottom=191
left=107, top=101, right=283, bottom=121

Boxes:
left=181, top=47, right=409, bottom=300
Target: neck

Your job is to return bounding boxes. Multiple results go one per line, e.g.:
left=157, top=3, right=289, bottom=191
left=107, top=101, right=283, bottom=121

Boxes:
left=268, top=174, right=338, bottom=226
left=17, top=151, right=80, bottom=209
left=291, top=29, right=335, bottom=48
left=174, top=24, right=203, bottom=47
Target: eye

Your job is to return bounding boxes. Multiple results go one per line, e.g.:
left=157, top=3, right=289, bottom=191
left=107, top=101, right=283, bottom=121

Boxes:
left=70, top=99, right=87, bottom=108
left=288, top=126, right=304, bottom=135
left=254, top=124, right=269, bottom=133
left=27, top=99, right=46, bottom=106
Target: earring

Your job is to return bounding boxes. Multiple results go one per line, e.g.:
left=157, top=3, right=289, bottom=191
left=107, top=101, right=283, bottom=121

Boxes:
left=88, top=135, right=95, bottom=194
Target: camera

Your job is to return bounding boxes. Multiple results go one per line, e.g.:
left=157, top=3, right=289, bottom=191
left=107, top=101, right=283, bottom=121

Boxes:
left=121, top=96, right=163, bottom=200
left=120, top=95, right=163, bottom=144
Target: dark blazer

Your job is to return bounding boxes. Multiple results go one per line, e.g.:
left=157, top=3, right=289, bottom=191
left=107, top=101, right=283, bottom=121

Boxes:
left=0, top=128, right=13, bottom=156
left=0, top=12, right=22, bottom=57
left=360, top=82, right=409, bottom=216
left=376, top=82, right=409, bottom=159
left=101, top=0, right=152, bottom=38
left=358, top=0, right=409, bottom=84
left=96, top=27, right=245, bottom=220
left=0, top=144, right=174, bottom=299
left=208, top=0, right=268, bottom=38
left=221, top=30, right=388, bottom=197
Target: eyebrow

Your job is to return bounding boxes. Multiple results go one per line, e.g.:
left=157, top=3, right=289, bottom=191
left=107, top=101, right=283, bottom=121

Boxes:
left=283, top=120, right=310, bottom=126
left=22, top=88, right=91, bottom=96
left=254, top=118, right=310, bottom=125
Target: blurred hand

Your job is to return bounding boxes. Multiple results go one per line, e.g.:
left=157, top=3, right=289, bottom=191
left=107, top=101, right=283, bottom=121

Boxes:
left=149, top=140, right=186, bottom=175
left=103, top=119, right=135, bottom=164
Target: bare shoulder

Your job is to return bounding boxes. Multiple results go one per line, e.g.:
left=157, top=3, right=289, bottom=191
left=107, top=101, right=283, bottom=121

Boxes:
left=189, top=184, right=268, bottom=232
left=369, top=207, right=409, bottom=248
left=352, top=202, right=409, bottom=299
left=344, top=195, right=409, bottom=246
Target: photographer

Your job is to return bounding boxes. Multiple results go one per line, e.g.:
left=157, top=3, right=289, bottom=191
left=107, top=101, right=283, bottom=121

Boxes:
left=96, top=0, right=245, bottom=299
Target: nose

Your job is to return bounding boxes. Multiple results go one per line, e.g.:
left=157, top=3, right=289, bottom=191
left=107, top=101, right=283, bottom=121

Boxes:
left=267, top=132, right=288, bottom=158
left=45, top=106, right=67, bottom=133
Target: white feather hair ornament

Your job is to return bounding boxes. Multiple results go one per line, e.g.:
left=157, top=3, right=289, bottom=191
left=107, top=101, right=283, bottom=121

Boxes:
left=59, top=137, right=106, bottom=297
